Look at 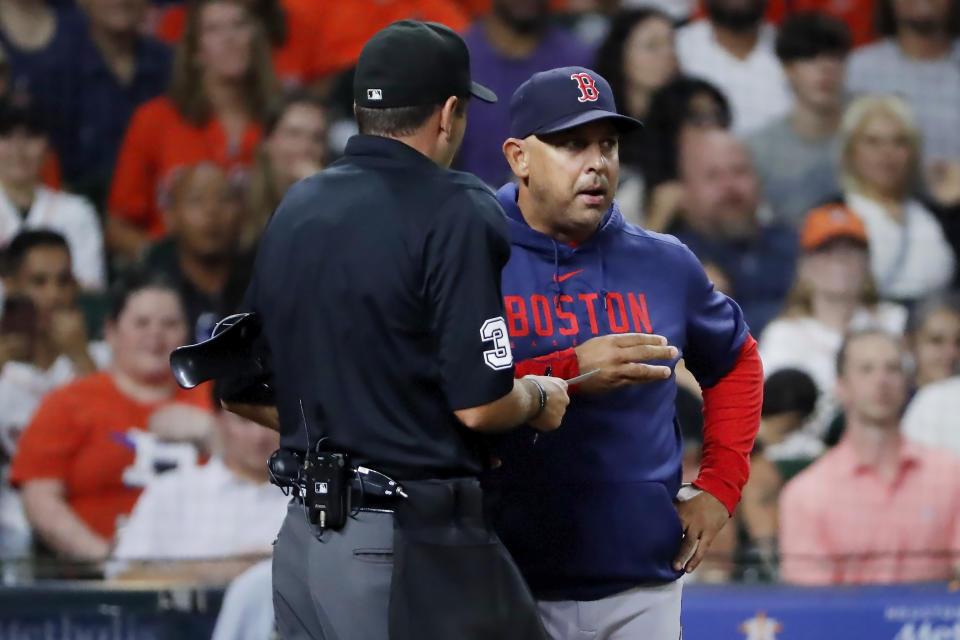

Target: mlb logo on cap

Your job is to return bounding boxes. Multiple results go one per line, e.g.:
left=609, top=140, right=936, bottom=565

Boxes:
left=367, top=89, right=383, bottom=101
left=509, top=66, right=642, bottom=139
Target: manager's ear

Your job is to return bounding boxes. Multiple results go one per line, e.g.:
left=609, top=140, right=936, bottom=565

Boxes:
left=503, top=138, right=529, bottom=180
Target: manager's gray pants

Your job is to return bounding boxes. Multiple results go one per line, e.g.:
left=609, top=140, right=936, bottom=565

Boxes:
left=537, top=579, right=683, bottom=640
left=273, top=502, right=394, bottom=640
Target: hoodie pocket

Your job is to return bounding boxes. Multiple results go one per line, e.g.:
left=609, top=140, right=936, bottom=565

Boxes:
left=492, top=481, right=685, bottom=596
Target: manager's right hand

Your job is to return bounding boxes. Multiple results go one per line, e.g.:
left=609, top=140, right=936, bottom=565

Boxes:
left=574, top=333, right=678, bottom=394
left=524, top=375, right=569, bottom=432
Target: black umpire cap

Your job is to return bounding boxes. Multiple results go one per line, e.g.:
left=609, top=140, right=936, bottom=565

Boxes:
left=354, top=20, right=497, bottom=109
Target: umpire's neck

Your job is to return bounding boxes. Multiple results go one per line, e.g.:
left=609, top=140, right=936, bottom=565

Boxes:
left=358, top=95, right=467, bottom=168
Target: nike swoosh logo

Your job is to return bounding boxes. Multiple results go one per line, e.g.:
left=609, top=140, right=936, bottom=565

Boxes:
left=553, top=269, right=584, bottom=283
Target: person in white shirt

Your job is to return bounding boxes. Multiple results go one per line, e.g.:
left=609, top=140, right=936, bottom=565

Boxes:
left=0, top=230, right=109, bottom=558
left=675, top=0, right=792, bottom=135
left=211, top=559, right=274, bottom=640
left=902, top=375, right=960, bottom=457
left=747, top=13, right=850, bottom=228
left=838, top=94, right=955, bottom=303
left=900, top=294, right=960, bottom=454
left=0, top=100, right=105, bottom=290
left=847, top=0, right=960, bottom=166
left=109, top=404, right=285, bottom=583
left=759, top=204, right=907, bottom=437
left=907, top=293, right=960, bottom=392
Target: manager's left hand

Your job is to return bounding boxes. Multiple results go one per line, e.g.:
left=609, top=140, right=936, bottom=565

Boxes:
left=672, top=488, right=730, bottom=573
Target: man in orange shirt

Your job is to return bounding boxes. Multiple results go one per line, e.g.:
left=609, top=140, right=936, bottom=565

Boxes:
left=10, top=275, right=212, bottom=562
left=779, top=329, right=960, bottom=585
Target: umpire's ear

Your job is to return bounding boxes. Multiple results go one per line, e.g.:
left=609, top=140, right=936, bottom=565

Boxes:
left=503, top=138, right=529, bottom=181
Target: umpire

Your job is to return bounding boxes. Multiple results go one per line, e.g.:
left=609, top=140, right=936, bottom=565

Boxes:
left=229, top=20, right=569, bottom=640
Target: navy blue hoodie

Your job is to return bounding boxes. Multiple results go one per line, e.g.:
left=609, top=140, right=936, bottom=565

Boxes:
left=487, top=183, right=750, bottom=601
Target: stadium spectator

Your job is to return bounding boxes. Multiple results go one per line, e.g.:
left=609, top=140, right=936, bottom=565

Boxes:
left=755, top=368, right=821, bottom=475
left=110, top=406, right=284, bottom=582
left=244, top=91, right=327, bottom=248
left=299, top=0, right=469, bottom=81
left=638, top=76, right=732, bottom=231
left=107, top=0, right=276, bottom=260
left=907, top=293, right=960, bottom=391
left=759, top=204, right=907, bottom=434
left=672, top=129, right=797, bottom=334
left=676, top=0, right=792, bottom=135
left=0, top=100, right=105, bottom=291
left=0, top=0, right=83, bottom=114
left=153, top=0, right=323, bottom=89
left=592, top=8, right=678, bottom=168
left=9, top=273, right=212, bottom=561
left=838, top=95, right=955, bottom=303
left=903, top=372, right=960, bottom=459
left=0, top=231, right=110, bottom=559
left=459, top=0, right=594, bottom=185
left=625, top=0, right=695, bottom=22
left=590, top=8, right=678, bottom=225
left=210, top=559, right=274, bottom=640
left=49, top=0, right=171, bottom=208
left=142, top=163, right=251, bottom=343
left=747, top=12, right=851, bottom=227
left=779, top=329, right=960, bottom=585
left=901, top=294, right=960, bottom=455
left=847, top=0, right=960, bottom=166
left=734, top=445, right=781, bottom=583
left=787, top=0, right=876, bottom=47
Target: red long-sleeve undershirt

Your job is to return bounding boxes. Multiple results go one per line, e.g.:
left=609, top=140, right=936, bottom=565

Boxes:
left=694, top=335, right=763, bottom=514
left=512, top=335, right=763, bottom=514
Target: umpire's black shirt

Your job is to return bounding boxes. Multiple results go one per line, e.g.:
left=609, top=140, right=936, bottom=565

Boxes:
left=245, top=134, right=515, bottom=480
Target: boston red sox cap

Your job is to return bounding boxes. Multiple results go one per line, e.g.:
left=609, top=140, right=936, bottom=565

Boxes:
left=354, top=20, right=497, bottom=109
left=509, top=66, right=642, bottom=139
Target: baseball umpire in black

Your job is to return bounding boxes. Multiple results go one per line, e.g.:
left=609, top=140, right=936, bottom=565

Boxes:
left=207, top=20, right=570, bottom=640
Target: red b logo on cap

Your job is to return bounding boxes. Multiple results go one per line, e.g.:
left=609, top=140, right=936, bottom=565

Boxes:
left=570, top=73, right=599, bottom=102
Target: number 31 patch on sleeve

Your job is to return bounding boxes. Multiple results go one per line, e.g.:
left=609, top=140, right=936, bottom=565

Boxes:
left=480, top=317, right=513, bottom=371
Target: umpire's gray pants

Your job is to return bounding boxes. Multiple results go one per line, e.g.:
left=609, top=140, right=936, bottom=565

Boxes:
left=273, top=501, right=394, bottom=640
left=537, top=579, right=683, bottom=640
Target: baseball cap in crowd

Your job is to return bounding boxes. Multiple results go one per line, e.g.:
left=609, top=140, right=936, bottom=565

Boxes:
left=354, top=20, right=496, bottom=109
left=509, top=66, right=642, bottom=139
left=800, top=204, right=868, bottom=251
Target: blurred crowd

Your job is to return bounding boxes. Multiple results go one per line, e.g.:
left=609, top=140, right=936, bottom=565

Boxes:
left=0, top=0, right=958, bottom=598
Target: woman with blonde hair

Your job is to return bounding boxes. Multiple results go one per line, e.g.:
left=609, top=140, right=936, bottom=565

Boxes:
left=107, top=0, right=277, bottom=261
left=759, top=204, right=907, bottom=436
left=838, top=94, right=955, bottom=303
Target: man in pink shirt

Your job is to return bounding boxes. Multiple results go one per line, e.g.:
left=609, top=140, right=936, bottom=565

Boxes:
left=779, top=329, right=960, bottom=585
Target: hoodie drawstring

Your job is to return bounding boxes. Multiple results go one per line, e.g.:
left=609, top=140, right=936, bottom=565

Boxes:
left=552, top=240, right=562, bottom=312
left=599, top=243, right=608, bottom=311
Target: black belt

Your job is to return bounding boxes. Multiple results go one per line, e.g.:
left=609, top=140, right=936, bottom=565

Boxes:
left=288, top=474, right=403, bottom=512
left=348, top=477, right=401, bottom=512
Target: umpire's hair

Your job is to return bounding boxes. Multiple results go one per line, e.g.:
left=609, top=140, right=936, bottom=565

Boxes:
left=107, top=269, right=184, bottom=322
left=775, top=12, right=852, bottom=63
left=762, top=368, right=818, bottom=420
left=835, top=328, right=903, bottom=377
left=2, top=229, right=70, bottom=277
left=354, top=97, right=467, bottom=137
